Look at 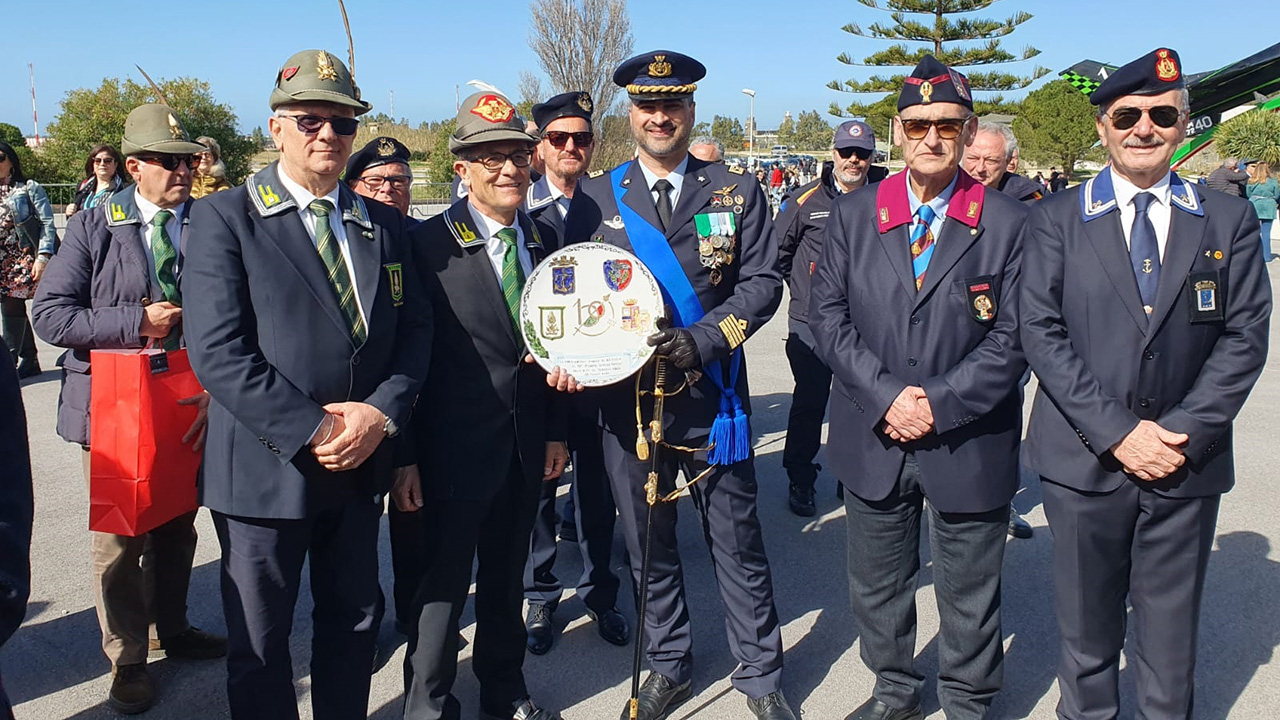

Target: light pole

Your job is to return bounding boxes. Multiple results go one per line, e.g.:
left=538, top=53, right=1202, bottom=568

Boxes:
left=742, top=88, right=756, bottom=167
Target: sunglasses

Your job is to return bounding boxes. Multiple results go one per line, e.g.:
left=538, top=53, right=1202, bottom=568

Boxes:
left=836, top=146, right=873, bottom=160
left=135, top=154, right=197, bottom=171
left=899, top=117, right=970, bottom=141
left=277, top=113, right=360, bottom=136
left=359, top=175, right=412, bottom=190
left=1107, top=105, right=1182, bottom=130
left=93, top=157, right=116, bottom=165
left=467, top=150, right=533, bottom=171
left=543, top=131, right=594, bottom=149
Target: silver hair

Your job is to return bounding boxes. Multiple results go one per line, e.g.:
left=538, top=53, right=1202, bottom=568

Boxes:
left=974, top=121, right=1017, bottom=161
left=689, top=136, right=725, bottom=155
left=1096, top=88, right=1191, bottom=119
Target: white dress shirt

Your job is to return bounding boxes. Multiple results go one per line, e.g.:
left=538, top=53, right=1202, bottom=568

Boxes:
left=637, top=156, right=690, bottom=212
left=546, top=180, right=571, bottom=219
left=468, top=202, right=534, bottom=285
left=905, top=170, right=959, bottom=241
left=276, top=165, right=370, bottom=324
left=133, top=192, right=185, bottom=300
left=1111, top=169, right=1173, bottom=260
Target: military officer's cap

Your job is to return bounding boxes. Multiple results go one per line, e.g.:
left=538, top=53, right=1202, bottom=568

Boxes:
left=613, top=50, right=706, bottom=101
left=898, top=55, right=973, bottom=112
left=833, top=120, right=875, bottom=151
left=346, top=136, right=412, bottom=180
left=1089, top=48, right=1185, bottom=107
left=449, top=91, right=539, bottom=155
left=270, top=49, right=371, bottom=116
left=532, top=91, right=594, bottom=132
left=121, top=104, right=207, bottom=157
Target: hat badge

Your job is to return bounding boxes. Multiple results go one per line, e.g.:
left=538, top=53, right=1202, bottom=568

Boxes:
left=470, top=94, right=515, bottom=123
left=316, top=51, right=339, bottom=82
left=281, top=66, right=299, bottom=81
left=950, top=69, right=971, bottom=101
left=578, top=92, right=593, bottom=113
left=1156, top=49, right=1180, bottom=82
left=648, top=55, right=673, bottom=78
left=920, top=81, right=934, bottom=104
left=849, top=124, right=863, bottom=137
left=377, top=138, right=396, bottom=157
left=167, top=113, right=184, bottom=141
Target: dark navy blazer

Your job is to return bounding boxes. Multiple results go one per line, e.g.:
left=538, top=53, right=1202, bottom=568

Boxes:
left=183, top=163, right=432, bottom=520
left=810, top=169, right=1029, bottom=513
left=1021, top=169, right=1271, bottom=497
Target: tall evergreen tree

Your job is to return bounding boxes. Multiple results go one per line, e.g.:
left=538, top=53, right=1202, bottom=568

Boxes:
left=828, top=0, right=1047, bottom=118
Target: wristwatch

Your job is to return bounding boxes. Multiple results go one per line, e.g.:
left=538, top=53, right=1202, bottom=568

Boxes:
left=382, top=412, right=399, bottom=438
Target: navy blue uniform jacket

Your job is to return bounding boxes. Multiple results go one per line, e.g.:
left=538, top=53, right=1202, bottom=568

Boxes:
left=563, top=157, right=782, bottom=442
left=1021, top=169, right=1270, bottom=497
left=810, top=169, right=1028, bottom=513
left=183, top=163, right=432, bottom=520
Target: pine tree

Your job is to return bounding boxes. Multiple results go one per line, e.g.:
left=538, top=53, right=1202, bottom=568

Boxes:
left=828, top=0, right=1047, bottom=118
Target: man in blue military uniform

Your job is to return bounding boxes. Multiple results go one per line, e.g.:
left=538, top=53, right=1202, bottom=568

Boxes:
left=1021, top=48, right=1271, bottom=720
left=810, top=56, right=1029, bottom=720
left=775, top=119, right=887, bottom=516
left=183, top=49, right=432, bottom=720
left=562, top=50, right=794, bottom=720
left=521, top=91, right=629, bottom=657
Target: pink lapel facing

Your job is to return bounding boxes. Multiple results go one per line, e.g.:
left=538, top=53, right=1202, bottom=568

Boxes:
left=875, top=170, right=913, bottom=233
left=945, top=170, right=986, bottom=228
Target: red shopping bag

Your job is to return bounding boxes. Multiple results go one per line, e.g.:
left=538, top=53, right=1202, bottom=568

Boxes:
left=88, top=348, right=204, bottom=536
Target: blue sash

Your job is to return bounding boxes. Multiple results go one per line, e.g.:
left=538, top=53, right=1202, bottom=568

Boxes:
left=610, top=163, right=749, bottom=465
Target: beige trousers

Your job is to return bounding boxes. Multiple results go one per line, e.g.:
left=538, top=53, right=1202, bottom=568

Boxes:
left=83, top=450, right=198, bottom=666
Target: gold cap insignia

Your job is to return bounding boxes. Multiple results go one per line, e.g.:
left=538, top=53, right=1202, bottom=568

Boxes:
left=470, top=94, right=515, bottom=123
left=377, top=138, right=397, bottom=157
left=1156, top=49, right=1180, bottom=82
left=578, top=93, right=593, bottom=113
left=316, top=51, right=339, bottom=82
left=920, top=81, right=933, bottom=104
left=167, top=113, right=184, bottom=140
left=648, top=55, right=673, bottom=78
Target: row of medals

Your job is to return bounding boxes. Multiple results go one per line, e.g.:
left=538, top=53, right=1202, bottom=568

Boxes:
left=704, top=193, right=743, bottom=286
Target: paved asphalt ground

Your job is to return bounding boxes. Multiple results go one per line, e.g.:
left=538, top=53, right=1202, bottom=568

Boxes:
left=6, top=275, right=1280, bottom=719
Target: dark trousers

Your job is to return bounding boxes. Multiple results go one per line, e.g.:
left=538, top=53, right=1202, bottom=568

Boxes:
left=213, top=502, right=384, bottom=720
left=389, top=502, right=428, bottom=628
left=782, top=320, right=832, bottom=488
left=1041, top=479, right=1220, bottom=720
left=603, top=431, right=784, bottom=700
left=403, top=457, right=540, bottom=720
left=845, top=454, right=1008, bottom=719
left=0, top=298, right=35, bottom=363
left=525, top=418, right=620, bottom=613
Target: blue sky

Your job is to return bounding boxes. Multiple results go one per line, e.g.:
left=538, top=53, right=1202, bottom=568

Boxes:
left=2, top=1, right=1276, bottom=137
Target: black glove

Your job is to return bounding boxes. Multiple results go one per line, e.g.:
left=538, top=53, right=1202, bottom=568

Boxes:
left=647, top=327, right=700, bottom=370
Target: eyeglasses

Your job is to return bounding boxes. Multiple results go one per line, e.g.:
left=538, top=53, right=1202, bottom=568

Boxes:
left=277, top=113, right=360, bottom=136
left=93, top=157, right=116, bottom=165
left=543, top=131, right=594, bottom=149
left=360, top=175, right=412, bottom=190
left=134, top=154, right=197, bottom=171
left=466, top=150, right=533, bottom=171
left=899, top=117, right=970, bottom=141
left=836, top=146, right=873, bottom=160
left=1107, top=105, right=1182, bottom=130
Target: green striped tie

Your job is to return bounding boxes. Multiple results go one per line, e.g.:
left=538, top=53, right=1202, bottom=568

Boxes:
left=150, top=210, right=182, bottom=350
left=310, top=200, right=368, bottom=345
left=496, top=227, right=525, bottom=334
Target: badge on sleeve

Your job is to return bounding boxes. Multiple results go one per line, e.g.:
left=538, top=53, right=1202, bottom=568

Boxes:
left=1185, top=270, right=1224, bottom=323
left=384, top=263, right=405, bottom=307
left=964, top=275, right=997, bottom=323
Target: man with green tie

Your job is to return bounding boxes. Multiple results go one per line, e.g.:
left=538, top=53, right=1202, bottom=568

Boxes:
left=391, top=90, right=567, bottom=720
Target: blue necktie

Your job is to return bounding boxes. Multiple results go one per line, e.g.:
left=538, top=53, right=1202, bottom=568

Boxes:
left=1130, top=192, right=1160, bottom=316
left=909, top=204, right=937, bottom=290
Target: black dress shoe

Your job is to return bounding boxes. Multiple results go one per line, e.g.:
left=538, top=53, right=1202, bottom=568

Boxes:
left=845, top=696, right=924, bottom=720
left=1008, top=505, right=1034, bottom=539
left=559, top=521, right=578, bottom=543
left=148, top=626, right=227, bottom=660
left=588, top=606, right=630, bottom=646
left=525, top=604, right=555, bottom=655
left=618, top=672, right=692, bottom=720
left=788, top=484, right=816, bottom=517
left=481, top=698, right=562, bottom=720
left=15, top=358, right=39, bottom=379
left=747, top=690, right=797, bottom=719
